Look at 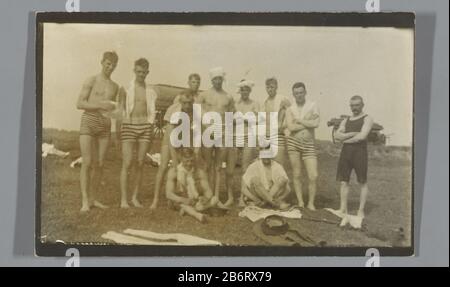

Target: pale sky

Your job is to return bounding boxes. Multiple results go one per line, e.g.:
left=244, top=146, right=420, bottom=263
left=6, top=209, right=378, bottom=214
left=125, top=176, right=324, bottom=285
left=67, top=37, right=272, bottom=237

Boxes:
left=42, top=23, right=414, bottom=146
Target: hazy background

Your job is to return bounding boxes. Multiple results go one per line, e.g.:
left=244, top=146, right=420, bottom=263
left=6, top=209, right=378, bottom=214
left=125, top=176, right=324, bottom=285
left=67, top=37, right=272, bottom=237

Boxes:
left=42, top=23, right=414, bottom=146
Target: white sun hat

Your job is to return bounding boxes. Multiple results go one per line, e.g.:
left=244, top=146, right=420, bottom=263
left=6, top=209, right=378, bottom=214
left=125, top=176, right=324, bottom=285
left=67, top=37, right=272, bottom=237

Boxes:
left=209, top=66, right=226, bottom=80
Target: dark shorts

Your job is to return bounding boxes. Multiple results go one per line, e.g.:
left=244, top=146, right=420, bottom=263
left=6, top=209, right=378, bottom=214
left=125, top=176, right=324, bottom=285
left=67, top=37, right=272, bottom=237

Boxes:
left=336, top=144, right=368, bottom=184
left=121, top=123, right=153, bottom=142
left=79, top=112, right=111, bottom=138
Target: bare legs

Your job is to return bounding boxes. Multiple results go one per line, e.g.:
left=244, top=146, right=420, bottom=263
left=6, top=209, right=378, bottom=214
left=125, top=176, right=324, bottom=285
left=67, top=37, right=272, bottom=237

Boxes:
left=79, top=135, right=109, bottom=212
left=202, top=147, right=214, bottom=189
left=288, top=151, right=304, bottom=207
left=274, top=143, right=287, bottom=167
left=131, top=141, right=150, bottom=207
left=288, top=151, right=318, bottom=209
left=358, top=183, right=369, bottom=217
left=202, top=147, right=220, bottom=202
left=339, top=181, right=369, bottom=217
left=238, top=147, right=257, bottom=206
left=303, top=158, right=318, bottom=210
left=224, top=147, right=237, bottom=207
left=242, top=177, right=290, bottom=209
left=120, top=140, right=150, bottom=208
left=79, top=135, right=93, bottom=212
left=150, top=135, right=171, bottom=209
left=120, top=141, right=134, bottom=208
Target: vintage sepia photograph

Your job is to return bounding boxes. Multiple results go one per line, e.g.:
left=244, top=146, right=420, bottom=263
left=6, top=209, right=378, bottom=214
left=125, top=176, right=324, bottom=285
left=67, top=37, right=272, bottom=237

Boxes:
left=37, top=13, right=414, bottom=256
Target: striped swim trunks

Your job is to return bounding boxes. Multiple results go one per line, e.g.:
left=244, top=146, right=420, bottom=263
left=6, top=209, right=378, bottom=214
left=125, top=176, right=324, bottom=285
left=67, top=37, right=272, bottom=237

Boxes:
left=121, top=123, right=153, bottom=142
left=79, top=112, right=111, bottom=138
left=203, top=123, right=226, bottom=146
left=287, top=136, right=316, bottom=160
left=267, top=133, right=287, bottom=148
left=234, top=133, right=260, bottom=148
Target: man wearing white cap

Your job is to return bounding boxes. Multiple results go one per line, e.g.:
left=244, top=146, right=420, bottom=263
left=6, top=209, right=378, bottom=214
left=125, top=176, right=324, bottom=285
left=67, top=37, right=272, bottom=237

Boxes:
left=197, top=67, right=235, bottom=207
left=234, top=80, right=261, bottom=206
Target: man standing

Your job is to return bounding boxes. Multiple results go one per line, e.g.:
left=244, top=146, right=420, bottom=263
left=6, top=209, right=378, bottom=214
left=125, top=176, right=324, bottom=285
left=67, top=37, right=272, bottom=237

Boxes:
left=335, top=95, right=374, bottom=218
left=150, top=74, right=201, bottom=209
left=172, top=73, right=201, bottom=104
left=76, top=51, right=119, bottom=212
left=234, top=80, right=260, bottom=171
left=234, top=80, right=260, bottom=206
left=263, top=77, right=291, bottom=166
left=118, top=58, right=157, bottom=208
left=197, top=67, right=235, bottom=207
left=285, top=82, right=320, bottom=210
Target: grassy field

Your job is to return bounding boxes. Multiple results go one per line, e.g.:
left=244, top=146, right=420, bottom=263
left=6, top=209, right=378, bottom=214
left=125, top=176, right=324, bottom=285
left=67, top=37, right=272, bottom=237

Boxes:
left=40, top=128, right=412, bottom=247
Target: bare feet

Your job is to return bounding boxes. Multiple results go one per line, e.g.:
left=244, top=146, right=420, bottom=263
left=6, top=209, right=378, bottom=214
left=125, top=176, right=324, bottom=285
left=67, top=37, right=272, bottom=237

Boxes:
left=209, top=196, right=219, bottom=207
left=92, top=200, right=108, bottom=209
left=224, top=197, right=234, bottom=207
left=337, top=209, right=347, bottom=217
left=357, top=210, right=365, bottom=218
left=217, top=201, right=227, bottom=209
left=150, top=200, right=158, bottom=210
left=339, top=216, right=349, bottom=227
left=279, top=202, right=291, bottom=210
left=307, top=203, right=316, bottom=211
left=131, top=197, right=143, bottom=208
left=80, top=204, right=90, bottom=212
left=120, top=201, right=130, bottom=209
left=80, top=197, right=90, bottom=212
left=238, top=197, right=246, bottom=207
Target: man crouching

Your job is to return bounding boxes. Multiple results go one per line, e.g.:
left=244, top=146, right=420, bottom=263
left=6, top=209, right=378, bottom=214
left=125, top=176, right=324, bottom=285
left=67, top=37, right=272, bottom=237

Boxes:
left=165, top=148, right=218, bottom=222
left=241, top=145, right=292, bottom=210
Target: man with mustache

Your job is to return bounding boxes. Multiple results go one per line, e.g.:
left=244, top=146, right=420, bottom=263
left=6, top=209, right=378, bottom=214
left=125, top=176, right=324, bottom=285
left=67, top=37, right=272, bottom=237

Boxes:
left=335, top=95, right=374, bottom=218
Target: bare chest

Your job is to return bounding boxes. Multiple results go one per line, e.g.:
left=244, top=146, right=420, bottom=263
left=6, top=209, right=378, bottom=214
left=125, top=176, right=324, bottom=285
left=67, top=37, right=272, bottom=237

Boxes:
left=134, top=86, right=147, bottom=105
left=236, top=101, right=257, bottom=114
left=204, top=92, right=230, bottom=111
left=89, top=80, right=116, bottom=102
left=264, top=99, right=276, bottom=112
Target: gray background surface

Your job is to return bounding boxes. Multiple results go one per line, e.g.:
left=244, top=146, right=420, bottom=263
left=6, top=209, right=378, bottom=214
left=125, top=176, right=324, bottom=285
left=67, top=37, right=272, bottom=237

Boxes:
left=0, top=0, right=447, bottom=266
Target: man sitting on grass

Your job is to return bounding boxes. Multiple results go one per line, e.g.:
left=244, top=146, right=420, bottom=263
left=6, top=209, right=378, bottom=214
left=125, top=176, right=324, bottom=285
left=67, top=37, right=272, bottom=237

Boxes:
left=165, top=148, right=219, bottom=222
left=241, top=145, right=292, bottom=210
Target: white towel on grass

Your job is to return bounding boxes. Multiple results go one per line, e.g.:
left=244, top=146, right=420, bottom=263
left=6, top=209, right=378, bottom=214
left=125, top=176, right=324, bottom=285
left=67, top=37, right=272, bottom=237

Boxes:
left=101, top=229, right=221, bottom=246
left=324, top=208, right=364, bottom=229
left=238, top=205, right=302, bottom=222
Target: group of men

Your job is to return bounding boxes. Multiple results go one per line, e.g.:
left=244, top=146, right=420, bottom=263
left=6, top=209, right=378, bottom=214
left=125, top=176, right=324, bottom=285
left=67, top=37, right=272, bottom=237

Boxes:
left=75, top=51, right=374, bottom=221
